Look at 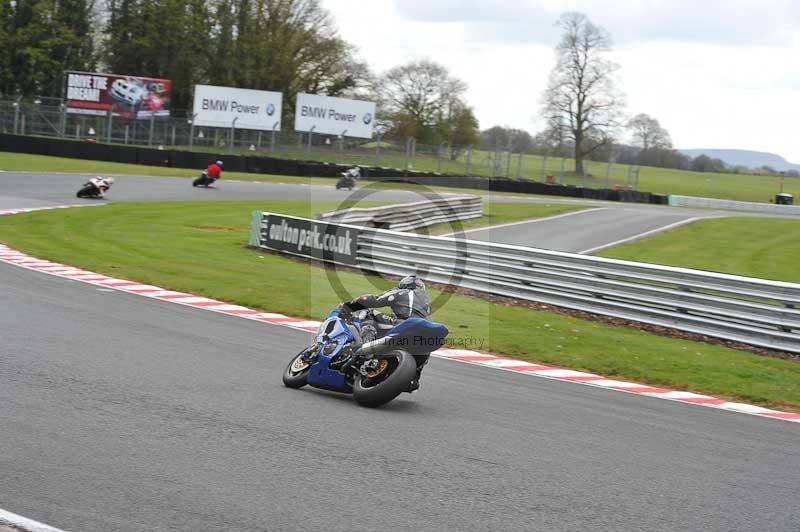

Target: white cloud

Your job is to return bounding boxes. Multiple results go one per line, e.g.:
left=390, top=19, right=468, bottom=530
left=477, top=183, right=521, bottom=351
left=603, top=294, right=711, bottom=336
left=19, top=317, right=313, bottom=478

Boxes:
left=323, top=0, right=800, bottom=162
left=393, top=0, right=800, bottom=47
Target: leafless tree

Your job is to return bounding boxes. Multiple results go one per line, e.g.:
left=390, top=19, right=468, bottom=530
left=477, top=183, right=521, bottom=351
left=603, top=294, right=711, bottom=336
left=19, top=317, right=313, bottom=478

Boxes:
left=541, top=12, right=624, bottom=175
left=627, top=113, right=672, bottom=151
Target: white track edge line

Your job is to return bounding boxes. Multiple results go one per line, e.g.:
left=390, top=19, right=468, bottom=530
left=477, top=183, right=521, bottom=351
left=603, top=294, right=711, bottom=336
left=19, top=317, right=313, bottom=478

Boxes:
left=578, top=216, right=702, bottom=254
left=0, top=508, right=69, bottom=532
left=441, top=207, right=607, bottom=235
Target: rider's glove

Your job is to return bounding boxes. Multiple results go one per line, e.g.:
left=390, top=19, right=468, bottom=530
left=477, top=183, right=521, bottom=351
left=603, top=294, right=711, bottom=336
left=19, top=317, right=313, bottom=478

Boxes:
left=338, top=303, right=353, bottom=320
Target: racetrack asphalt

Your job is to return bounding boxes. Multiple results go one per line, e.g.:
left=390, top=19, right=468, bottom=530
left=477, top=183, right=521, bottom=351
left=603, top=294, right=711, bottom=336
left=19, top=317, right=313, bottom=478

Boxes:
left=1, top=261, right=798, bottom=532
left=0, top=171, right=715, bottom=252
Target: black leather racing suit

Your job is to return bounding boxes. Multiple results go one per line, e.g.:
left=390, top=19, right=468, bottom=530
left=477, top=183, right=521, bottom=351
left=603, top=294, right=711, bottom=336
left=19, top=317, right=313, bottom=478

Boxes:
left=344, top=287, right=432, bottom=377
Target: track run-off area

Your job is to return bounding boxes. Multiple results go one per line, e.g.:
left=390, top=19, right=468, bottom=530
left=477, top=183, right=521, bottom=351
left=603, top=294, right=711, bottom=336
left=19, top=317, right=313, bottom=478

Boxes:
left=1, top=173, right=798, bottom=532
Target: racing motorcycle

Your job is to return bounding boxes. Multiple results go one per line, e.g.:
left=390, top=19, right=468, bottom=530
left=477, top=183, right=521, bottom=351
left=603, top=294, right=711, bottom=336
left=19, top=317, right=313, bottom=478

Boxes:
left=283, top=307, right=448, bottom=407
left=192, top=172, right=217, bottom=187
left=336, top=168, right=360, bottom=190
left=76, top=176, right=114, bottom=198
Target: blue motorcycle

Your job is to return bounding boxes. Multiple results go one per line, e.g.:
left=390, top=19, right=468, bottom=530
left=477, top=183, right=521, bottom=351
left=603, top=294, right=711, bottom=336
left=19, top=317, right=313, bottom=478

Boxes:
left=283, top=308, right=449, bottom=407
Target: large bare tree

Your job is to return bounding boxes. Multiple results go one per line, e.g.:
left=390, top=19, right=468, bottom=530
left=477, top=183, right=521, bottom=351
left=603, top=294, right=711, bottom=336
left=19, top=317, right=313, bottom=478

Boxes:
left=542, top=12, right=624, bottom=175
left=627, top=113, right=672, bottom=151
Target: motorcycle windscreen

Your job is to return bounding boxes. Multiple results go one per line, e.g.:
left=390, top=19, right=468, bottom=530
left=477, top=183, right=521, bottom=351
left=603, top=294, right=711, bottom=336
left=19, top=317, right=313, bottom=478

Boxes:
left=386, top=318, right=449, bottom=353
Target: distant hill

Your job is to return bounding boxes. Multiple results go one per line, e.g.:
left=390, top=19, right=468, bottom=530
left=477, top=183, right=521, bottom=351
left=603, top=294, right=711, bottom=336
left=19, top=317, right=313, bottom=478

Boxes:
left=679, top=149, right=800, bottom=172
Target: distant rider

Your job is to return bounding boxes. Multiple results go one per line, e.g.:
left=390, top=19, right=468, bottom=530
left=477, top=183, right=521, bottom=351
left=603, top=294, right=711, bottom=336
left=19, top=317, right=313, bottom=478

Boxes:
left=340, top=275, right=432, bottom=391
left=207, top=160, right=223, bottom=181
left=345, top=166, right=361, bottom=180
left=91, top=175, right=114, bottom=196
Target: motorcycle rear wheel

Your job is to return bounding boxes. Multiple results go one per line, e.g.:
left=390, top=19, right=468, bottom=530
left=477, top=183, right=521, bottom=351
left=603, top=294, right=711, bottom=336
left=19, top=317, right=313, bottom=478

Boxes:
left=353, top=350, right=416, bottom=407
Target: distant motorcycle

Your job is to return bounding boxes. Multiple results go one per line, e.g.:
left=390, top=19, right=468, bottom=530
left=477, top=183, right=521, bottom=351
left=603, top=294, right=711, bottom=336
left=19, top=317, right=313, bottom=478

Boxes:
left=192, top=172, right=217, bottom=188
left=76, top=176, right=114, bottom=198
left=283, top=307, right=448, bottom=407
left=336, top=167, right=360, bottom=190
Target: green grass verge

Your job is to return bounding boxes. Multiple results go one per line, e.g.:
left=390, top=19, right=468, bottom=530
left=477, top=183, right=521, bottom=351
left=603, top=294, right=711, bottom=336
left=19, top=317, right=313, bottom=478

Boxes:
left=1, top=201, right=798, bottom=411
left=600, top=217, right=800, bottom=283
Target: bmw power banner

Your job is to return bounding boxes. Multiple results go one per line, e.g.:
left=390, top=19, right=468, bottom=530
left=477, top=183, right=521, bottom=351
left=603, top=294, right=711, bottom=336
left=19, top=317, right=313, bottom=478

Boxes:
left=295, top=93, right=376, bottom=138
left=192, top=84, right=283, bottom=130
left=254, top=212, right=358, bottom=266
left=64, top=70, right=172, bottom=119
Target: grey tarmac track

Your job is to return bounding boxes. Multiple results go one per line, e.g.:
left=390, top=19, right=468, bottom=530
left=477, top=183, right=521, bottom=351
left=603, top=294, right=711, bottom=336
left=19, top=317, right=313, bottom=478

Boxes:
left=1, top=262, right=799, bottom=532
left=0, top=171, right=717, bottom=252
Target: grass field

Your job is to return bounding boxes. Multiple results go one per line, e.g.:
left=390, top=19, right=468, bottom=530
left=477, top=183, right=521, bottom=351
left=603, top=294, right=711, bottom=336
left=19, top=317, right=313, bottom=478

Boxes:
left=599, top=216, right=800, bottom=283
left=1, top=200, right=798, bottom=411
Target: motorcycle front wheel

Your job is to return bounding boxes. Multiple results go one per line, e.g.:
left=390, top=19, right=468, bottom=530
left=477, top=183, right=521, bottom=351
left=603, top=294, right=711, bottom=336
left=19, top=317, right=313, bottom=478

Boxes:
left=353, top=350, right=417, bottom=407
left=76, top=184, right=94, bottom=198
left=282, top=350, right=312, bottom=388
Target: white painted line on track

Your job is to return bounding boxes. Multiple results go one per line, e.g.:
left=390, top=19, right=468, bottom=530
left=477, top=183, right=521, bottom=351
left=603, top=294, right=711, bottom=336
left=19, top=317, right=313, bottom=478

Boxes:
left=578, top=216, right=703, bottom=255
left=441, top=207, right=607, bottom=236
left=0, top=508, right=70, bottom=532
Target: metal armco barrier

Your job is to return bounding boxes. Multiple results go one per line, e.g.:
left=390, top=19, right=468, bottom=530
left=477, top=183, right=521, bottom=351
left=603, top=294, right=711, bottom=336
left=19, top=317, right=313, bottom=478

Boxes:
left=316, top=195, right=482, bottom=231
left=669, top=195, right=800, bottom=216
left=252, top=213, right=800, bottom=353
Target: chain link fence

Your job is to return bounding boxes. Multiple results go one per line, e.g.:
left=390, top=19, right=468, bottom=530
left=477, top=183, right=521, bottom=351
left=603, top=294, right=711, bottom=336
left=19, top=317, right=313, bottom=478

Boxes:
left=0, top=97, right=640, bottom=189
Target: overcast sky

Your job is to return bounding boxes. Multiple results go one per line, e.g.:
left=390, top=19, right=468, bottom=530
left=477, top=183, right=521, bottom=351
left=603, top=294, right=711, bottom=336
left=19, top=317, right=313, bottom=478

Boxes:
left=322, top=0, right=800, bottom=162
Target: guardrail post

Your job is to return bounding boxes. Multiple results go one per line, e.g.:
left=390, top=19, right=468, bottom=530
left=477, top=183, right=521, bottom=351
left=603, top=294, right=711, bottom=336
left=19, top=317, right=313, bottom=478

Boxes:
left=148, top=114, right=155, bottom=146
left=59, top=103, right=67, bottom=137
left=124, top=125, right=129, bottom=145
left=374, top=132, right=382, bottom=167
left=271, top=121, right=279, bottom=153
left=12, top=97, right=21, bottom=134
left=306, top=126, right=315, bottom=158
left=340, top=129, right=347, bottom=162
left=106, top=109, right=113, bottom=143
left=517, top=152, right=523, bottom=178
left=188, top=114, right=197, bottom=150
left=75, top=123, right=80, bottom=139
left=229, top=117, right=238, bottom=154
left=465, top=146, right=472, bottom=175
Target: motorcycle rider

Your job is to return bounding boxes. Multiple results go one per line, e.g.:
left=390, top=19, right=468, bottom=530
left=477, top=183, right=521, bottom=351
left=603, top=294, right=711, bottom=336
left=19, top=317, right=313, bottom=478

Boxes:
left=90, top=176, right=114, bottom=196
left=345, top=166, right=361, bottom=180
left=207, top=160, right=223, bottom=181
left=339, top=275, right=431, bottom=391
left=194, top=160, right=223, bottom=187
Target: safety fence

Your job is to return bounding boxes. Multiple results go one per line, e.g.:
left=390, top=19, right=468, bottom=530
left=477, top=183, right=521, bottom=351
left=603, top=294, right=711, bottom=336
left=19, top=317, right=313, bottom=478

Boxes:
left=251, top=212, right=800, bottom=353
left=316, top=196, right=482, bottom=231
left=0, top=97, right=645, bottom=186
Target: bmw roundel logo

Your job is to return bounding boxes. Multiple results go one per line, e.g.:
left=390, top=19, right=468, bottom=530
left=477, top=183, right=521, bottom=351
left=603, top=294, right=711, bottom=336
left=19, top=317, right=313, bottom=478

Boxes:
left=266, top=103, right=276, bottom=116
left=362, top=112, right=373, bottom=125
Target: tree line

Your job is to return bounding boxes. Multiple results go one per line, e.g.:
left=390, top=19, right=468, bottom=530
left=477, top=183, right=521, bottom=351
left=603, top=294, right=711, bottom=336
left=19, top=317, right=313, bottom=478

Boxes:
left=0, top=3, right=775, bottom=175
left=0, top=0, right=478, bottom=153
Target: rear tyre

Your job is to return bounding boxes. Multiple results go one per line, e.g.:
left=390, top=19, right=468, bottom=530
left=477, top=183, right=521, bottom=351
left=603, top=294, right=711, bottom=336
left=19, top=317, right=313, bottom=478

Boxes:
left=192, top=176, right=206, bottom=187
left=76, top=185, right=94, bottom=198
left=282, top=350, right=312, bottom=389
left=353, top=350, right=417, bottom=408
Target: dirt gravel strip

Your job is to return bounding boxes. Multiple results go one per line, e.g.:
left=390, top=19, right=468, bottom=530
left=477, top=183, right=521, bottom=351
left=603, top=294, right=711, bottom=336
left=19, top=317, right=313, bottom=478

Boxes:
left=0, top=209, right=798, bottom=424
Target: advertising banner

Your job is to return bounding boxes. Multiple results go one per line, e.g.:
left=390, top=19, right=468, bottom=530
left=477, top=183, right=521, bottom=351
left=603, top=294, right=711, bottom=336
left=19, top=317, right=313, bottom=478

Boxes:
left=192, top=85, right=282, bottom=131
left=253, top=212, right=358, bottom=266
left=294, top=93, right=376, bottom=138
left=64, top=70, right=172, bottom=119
